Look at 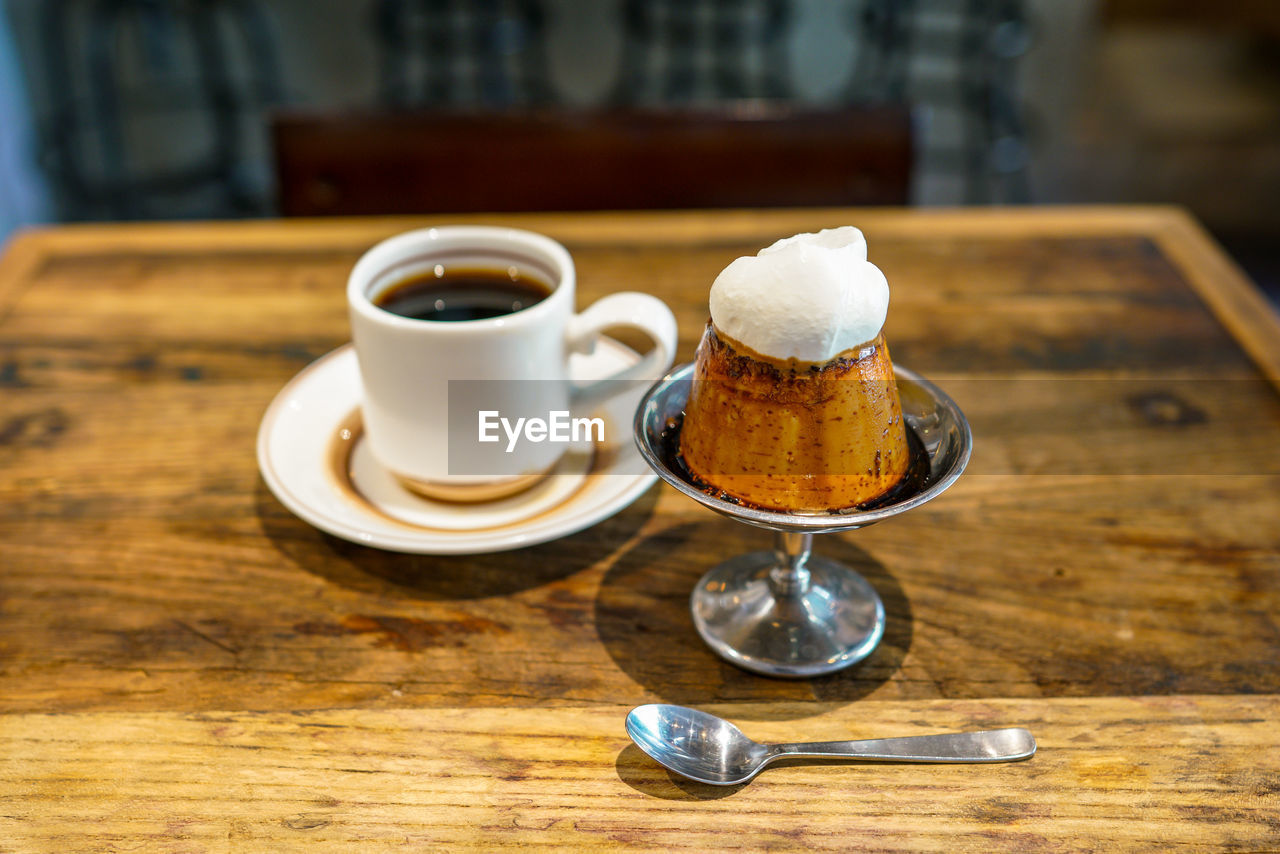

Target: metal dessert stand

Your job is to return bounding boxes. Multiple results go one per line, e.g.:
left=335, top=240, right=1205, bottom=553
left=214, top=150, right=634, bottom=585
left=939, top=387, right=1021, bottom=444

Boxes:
left=633, top=364, right=972, bottom=678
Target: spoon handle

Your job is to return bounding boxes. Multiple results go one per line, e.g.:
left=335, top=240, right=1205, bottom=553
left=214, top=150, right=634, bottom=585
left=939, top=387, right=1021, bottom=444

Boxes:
left=770, top=728, right=1036, bottom=764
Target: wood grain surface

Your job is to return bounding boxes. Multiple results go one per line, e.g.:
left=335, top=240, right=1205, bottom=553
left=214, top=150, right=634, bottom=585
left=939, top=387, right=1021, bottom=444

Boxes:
left=1, top=206, right=1279, bottom=850
left=3, top=696, right=1278, bottom=852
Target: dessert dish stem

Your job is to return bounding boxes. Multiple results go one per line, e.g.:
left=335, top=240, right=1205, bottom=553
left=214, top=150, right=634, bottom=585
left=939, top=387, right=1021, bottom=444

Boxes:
left=690, top=531, right=886, bottom=679
left=770, top=531, right=813, bottom=596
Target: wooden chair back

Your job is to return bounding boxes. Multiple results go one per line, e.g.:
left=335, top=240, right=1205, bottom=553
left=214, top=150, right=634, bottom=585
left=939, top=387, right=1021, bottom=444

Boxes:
left=272, top=105, right=912, bottom=216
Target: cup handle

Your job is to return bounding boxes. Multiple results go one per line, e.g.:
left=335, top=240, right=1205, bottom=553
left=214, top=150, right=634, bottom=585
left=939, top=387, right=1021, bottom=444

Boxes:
left=566, top=292, right=678, bottom=398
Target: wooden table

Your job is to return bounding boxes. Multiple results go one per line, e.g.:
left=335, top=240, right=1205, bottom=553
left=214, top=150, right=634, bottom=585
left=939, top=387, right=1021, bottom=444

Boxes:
left=2, top=207, right=1278, bottom=851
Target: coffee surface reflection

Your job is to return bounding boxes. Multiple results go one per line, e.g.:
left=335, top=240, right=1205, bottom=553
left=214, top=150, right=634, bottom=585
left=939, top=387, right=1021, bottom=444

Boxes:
left=374, top=267, right=553, bottom=322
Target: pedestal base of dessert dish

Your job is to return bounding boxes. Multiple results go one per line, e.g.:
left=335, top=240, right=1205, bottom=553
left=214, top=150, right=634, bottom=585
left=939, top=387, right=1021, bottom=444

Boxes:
left=692, top=532, right=885, bottom=678
left=634, top=362, right=972, bottom=679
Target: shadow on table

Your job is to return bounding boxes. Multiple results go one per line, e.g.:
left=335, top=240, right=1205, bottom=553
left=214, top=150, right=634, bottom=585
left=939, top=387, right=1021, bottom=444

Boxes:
left=615, top=744, right=745, bottom=801
left=618, top=744, right=947, bottom=800
left=615, top=744, right=909, bottom=801
left=594, top=516, right=913, bottom=720
left=254, top=478, right=659, bottom=600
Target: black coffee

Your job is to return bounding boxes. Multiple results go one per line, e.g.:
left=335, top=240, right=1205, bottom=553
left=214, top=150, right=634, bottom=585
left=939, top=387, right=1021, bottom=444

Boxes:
left=374, top=267, right=553, bottom=322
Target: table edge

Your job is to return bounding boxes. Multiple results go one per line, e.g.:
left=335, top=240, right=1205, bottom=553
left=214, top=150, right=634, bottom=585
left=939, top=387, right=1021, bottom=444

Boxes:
left=4, top=206, right=1278, bottom=391
left=1147, top=209, right=1280, bottom=393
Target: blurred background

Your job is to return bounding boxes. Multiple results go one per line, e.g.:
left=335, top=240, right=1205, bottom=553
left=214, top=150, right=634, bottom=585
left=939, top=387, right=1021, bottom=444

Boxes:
left=0, top=0, right=1277, bottom=301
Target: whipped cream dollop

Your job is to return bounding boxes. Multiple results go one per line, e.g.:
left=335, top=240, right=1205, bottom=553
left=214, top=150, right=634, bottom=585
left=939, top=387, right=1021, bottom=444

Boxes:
left=709, top=226, right=890, bottom=363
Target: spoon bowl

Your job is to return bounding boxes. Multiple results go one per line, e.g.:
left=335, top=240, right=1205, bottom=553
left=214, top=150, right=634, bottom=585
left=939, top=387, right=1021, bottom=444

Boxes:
left=625, top=703, right=769, bottom=785
left=625, top=704, right=1036, bottom=786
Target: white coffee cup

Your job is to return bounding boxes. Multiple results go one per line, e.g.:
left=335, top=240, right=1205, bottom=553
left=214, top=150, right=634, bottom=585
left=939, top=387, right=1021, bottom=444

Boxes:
left=348, top=226, right=677, bottom=501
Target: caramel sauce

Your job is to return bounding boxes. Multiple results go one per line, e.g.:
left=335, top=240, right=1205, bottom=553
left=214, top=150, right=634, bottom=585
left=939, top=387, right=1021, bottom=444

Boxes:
left=659, top=410, right=930, bottom=514
left=710, top=323, right=879, bottom=376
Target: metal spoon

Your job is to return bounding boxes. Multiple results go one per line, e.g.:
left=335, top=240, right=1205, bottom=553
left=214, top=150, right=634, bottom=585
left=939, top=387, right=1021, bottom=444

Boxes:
left=625, top=704, right=1036, bottom=786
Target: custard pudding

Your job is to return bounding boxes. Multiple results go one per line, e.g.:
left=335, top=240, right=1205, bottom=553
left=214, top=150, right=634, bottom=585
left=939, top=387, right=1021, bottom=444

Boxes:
left=679, top=227, right=911, bottom=512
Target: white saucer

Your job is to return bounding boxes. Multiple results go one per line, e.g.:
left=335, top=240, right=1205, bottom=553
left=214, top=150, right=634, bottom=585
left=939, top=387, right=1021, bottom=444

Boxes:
left=257, top=339, right=657, bottom=554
